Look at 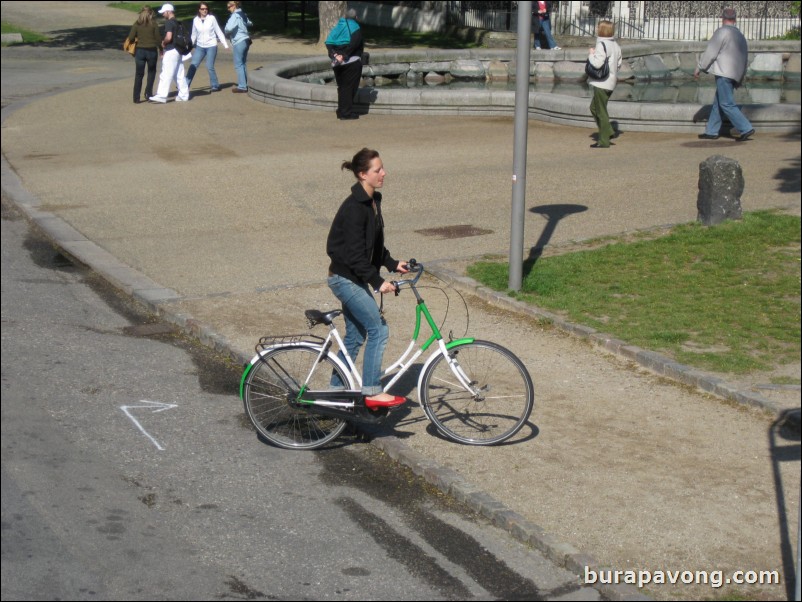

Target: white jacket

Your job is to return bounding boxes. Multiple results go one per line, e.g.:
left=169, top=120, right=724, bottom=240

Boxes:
left=588, top=37, right=623, bottom=91
left=192, top=14, right=228, bottom=49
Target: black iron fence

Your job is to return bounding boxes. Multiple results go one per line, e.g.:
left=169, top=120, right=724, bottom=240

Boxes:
left=443, top=1, right=800, bottom=41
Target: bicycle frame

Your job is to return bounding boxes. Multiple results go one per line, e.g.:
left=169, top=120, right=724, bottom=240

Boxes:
left=241, top=263, right=478, bottom=410
left=299, top=302, right=475, bottom=409
left=384, top=294, right=475, bottom=401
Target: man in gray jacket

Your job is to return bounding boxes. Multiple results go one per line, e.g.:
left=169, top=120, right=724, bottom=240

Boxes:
left=694, top=8, right=754, bottom=141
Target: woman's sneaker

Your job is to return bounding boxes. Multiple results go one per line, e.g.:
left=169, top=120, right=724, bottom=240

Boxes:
left=364, top=394, right=407, bottom=409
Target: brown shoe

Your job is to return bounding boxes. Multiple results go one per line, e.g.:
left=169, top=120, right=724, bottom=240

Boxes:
left=232, top=88, right=247, bottom=94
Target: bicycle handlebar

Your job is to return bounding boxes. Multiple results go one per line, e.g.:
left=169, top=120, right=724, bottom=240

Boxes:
left=390, top=259, right=423, bottom=295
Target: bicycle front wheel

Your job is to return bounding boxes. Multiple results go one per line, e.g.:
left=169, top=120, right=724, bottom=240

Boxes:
left=243, top=346, right=349, bottom=450
left=420, top=340, right=534, bottom=445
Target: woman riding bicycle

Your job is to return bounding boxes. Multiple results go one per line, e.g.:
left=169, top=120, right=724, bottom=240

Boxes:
left=326, top=148, right=409, bottom=409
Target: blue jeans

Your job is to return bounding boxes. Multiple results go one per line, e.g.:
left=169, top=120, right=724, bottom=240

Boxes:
left=705, top=75, right=753, bottom=136
left=186, top=45, right=219, bottom=89
left=232, top=39, right=250, bottom=90
left=327, top=274, right=389, bottom=396
left=539, top=19, right=559, bottom=49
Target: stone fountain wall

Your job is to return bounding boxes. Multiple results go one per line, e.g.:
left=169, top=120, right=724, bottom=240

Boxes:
left=248, top=42, right=801, bottom=133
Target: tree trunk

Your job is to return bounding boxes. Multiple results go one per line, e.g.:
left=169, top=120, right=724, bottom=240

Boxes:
left=318, top=1, right=347, bottom=47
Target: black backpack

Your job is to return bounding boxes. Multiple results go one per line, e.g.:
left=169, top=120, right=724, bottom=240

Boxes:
left=173, top=20, right=193, bottom=55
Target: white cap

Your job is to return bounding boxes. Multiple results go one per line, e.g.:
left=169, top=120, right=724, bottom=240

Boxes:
left=158, top=4, right=175, bottom=14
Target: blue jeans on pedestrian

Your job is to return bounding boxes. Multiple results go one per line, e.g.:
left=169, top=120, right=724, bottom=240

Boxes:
left=705, top=75, right=753, bottom=136
left=327, top=274, right=389, bottom=396
left=186, top=45, right=219, bottom=89
left=540, top=19, right=559, bottom=49
left=232, top=39, right=249, bottom=90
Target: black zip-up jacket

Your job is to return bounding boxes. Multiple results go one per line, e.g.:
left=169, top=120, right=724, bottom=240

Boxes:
left=327, top=182, right=398, bottom=291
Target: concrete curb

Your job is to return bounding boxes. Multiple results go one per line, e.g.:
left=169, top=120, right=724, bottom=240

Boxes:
left=367, top=433, right=651, bottom=601
left=1, top=33, right=24, bottom=44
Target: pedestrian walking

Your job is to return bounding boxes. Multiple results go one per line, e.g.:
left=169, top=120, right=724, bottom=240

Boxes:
left=126, top=6, right=161, bottom=103
left=533, top=1, right=560, bottom=50
left=186, top=2, right=228, bottom=92
left=587, top=20, right=622, bottom=148
left=149, top=4, right=190, bottom=103
left=695, top=8, right=755, bottom=141
left=224, top=1, right=253, bottom=93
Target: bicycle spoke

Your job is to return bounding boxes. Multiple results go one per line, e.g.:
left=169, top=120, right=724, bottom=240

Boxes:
left=421, top=341, right=533, bottom=445
left=243, top=347, right=349, bottom=449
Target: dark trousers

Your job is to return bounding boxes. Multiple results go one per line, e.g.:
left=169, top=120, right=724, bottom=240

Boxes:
left=333, top=60, right=362, bottom=117
left=134, top=47, right=158, bottom=102
left=590, top=86, right=614, bottom=146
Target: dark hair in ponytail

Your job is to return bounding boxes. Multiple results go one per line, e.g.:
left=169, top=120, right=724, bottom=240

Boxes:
left=342, top=148, right=380, bottom=179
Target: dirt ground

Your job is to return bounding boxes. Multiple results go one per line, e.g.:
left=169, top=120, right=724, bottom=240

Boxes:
left=179, top=276, right=800, bottom=601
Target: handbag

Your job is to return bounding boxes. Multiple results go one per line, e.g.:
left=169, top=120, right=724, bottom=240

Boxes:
left=585, top=41, right=609, bottom=80
left=124, top=37, right=137, bottom=56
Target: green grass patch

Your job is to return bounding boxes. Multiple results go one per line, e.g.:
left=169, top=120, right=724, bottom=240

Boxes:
left=1, top=21, right=49, bottom=44
left=468, top=211, right=801, bottom=374
left=109, top=1, right=479, bottom=48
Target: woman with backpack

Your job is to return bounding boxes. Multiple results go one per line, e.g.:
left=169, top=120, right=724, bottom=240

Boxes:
left=325, top=9, right=364, bottom=120
left=149, top=3, right=191, bottom=103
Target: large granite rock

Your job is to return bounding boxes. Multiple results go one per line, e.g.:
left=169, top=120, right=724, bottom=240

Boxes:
left=697, top=155, right=744, bottom=226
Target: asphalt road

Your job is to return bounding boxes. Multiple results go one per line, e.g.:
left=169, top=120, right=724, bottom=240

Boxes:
left=0, top=4, right=597, bottom=600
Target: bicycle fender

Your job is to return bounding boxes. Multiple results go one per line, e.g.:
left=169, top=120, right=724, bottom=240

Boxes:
left=445, top=337, right=474, bottom=349
left=239, top=343, right=355, bottom=399
left=415, top=338, right=475, bottom=406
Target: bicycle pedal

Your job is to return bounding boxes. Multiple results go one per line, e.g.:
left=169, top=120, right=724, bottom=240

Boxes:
left=353, top=406, right=389, bottom=424
left=364, top=395, right=408, bottom=409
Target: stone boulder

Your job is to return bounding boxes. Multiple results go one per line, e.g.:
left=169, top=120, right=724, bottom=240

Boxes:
left=424, top=71, right=446, bottom=85
left=748, top=53, right=785, bottom=80
left=697, top=155, right=744, bottom=226
left=449, top=59, right=485, bottom=79
left=486, top=60, right=510, bottom=81
left=552, top=60, right=586, bottom=82
left=533, top=62, right=555, bottom=80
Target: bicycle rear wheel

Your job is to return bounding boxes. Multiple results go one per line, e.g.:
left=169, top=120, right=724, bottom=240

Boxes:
left=243, top=346, right=349, bottom=450
left=420, top=340, right=534, bottom=445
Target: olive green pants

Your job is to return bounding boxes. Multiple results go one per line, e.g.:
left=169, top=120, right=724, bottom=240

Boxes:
left=589, top=86, right=614, bottom=147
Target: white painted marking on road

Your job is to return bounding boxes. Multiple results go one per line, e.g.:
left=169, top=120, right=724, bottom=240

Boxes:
left=120, top=400, right=177, bottom=451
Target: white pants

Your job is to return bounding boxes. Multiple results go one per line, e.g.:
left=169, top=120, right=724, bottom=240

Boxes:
left=153, top=49, right=189, bottom=101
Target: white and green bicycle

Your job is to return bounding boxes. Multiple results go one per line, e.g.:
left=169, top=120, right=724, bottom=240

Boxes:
left=240, top=260, right=534, bottom=450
